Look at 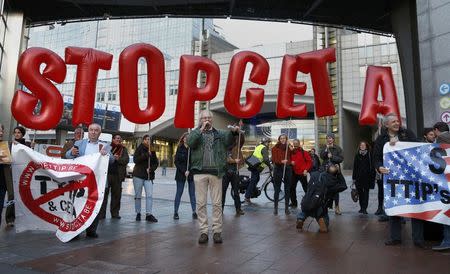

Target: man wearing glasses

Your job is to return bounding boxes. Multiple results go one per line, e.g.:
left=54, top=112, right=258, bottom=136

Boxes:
left=187, top=110, right=239, bottom=244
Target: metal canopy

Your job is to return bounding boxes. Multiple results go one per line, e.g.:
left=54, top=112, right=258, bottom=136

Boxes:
left=7, top=0, right=393, bottom=34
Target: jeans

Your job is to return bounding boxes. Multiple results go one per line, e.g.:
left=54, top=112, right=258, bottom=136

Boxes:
left=290, top=174, right=307, bottom=207
left=174, top=179, right=196, bottom=213
left=246, top=168, right=260, bottom=199
left=133, top=177, right=153, bottom=214
left=438, top=225, right=450, bottom=246
left=356, top=185, right=369, bottom=211
left=297, top=208, right=330, bottom=227
left=273, top=165, right=292, bottom=209
left=389, top=216, right=424, bottom=244
left=0, top=185, right=6, bottom=226
left=222, top=171, right=241, bottom=211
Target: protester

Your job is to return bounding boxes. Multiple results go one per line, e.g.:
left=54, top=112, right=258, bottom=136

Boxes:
left=296, top=163, right=347, bottom=233
left=161, top=158, right=168, bottom=176
left=132, top=135, right=159, bottom=223
left=65, top=123, right=114, bottom=238
left=320, top=133, right=344, bottom=215
left=422, top=127, right=436, bottom=143
left=246, top=137, right=271, bottom=204
left=222, top=130, right=245, bottom=216
left=290, top=139, right=312, bottom=208
left=373, top=113, right=424, bottom=248
left=271, top=134, right=293, bottom=215
left=0, top=124, right=13, bottom=228
left=62, top=127, right=84, bottom=158
left=99, top=134, right=129, bottom=219
left=173, top=132, right=197, bottom=220
left=187, top=110, right=238, bottom=244
left=432, top=121, right=450, bottom=251
left=309, top=148, right=321, bottom=172
left=352, top=141, right=375, bottom=214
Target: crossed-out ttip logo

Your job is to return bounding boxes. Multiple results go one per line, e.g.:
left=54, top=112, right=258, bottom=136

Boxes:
left=19, top=161, right=98, bottom=232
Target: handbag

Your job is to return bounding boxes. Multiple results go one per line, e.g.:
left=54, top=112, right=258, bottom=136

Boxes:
left=350, top=183, right=359, bottom=203
left=245, top=155, right=261, bottom=169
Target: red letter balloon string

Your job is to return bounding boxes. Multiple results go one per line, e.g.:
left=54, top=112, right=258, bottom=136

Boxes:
left=224, top=51, right=269, bottom=118
left=11, top=47, right=66, bottom=130
left=359, top=66, right=401, bottom=125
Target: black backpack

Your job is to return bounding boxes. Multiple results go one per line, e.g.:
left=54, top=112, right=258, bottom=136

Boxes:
left=301, top=172, right=327, bottom=212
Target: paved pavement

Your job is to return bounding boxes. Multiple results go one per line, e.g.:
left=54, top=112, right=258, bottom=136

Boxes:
left=1, top=168, right=449, bottom=273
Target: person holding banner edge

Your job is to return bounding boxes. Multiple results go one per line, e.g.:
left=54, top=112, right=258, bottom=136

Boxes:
left=0, top=124, right=13, bottom=228
left=373, top=113, right=425, bottom=248
left=432, top=121, right=450, bottom=251
left=65, top=123, right=114, bottom=238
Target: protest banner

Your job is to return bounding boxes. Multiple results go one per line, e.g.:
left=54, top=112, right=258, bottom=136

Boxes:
left=383, top=142, right=450, bottom=225
left=11, top=143, right=108, bottom=242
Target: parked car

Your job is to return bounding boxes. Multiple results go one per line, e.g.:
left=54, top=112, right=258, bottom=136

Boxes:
left=126, top=156, right=135, bottom=178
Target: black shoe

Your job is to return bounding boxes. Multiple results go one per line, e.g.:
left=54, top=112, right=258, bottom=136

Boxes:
left=86, top=232, right=99, bottom=238
left=285, top=209, right=291, bottom=215
left=111, top=215, right=121, bottom=219
left=198, top=233, right=208, bottom=244
left=136, top=213, right=141, bottom=221
left=192, top=212, right=198, bottom=219
left=235, top=209, right=245, bottom=216
left=98, top=215, right=106, bottom=220
left=374, top=208, right=383, bottom=215
left=213, top=233, right=223, bottom=244
left=362, top=210, right=368, bottom=214
left=146, top=214, right=158, bottom=223
left=378, top=215, right=389, bottom=222
left=273, top=207, right=278, bottom=216
left=358, top=209, right=363, bottom=213
left=414, top=242, right=426, bottom=249
left=174, top=213, right=179, bottom=220
left=385, top=239, right=401, bottom=246
left=69, top=235, right=80, bottom=242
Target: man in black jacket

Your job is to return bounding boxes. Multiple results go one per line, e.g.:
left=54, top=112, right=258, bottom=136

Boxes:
left=373, top=113, right=424, bottom=248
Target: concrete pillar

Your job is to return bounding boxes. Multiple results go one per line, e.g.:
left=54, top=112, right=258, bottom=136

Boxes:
left=0, top=11, right=25, bottom=141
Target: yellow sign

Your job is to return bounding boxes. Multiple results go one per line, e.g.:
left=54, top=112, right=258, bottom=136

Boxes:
left=0, top=141, right=12, bottom=164
left=440, top=97, right=450, bottom=109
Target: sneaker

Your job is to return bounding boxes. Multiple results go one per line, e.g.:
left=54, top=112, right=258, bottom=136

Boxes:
left=111, top=215, right=121, bottom=219
left=385, top=239, right=402, bottom=246
left=296, top=219, right=304, bottom=230
left=213, top=233, right=223, bottom=244
left=335, top=206, right=342, bottom=215
left=136, top=213, right=141, bottom=221
left=6, top=222, right=14, bottom=228
left=235, top=209, right=245, bottom=216
left=86, top=232, right=99, bottom=238
left=146, top=214, right=158, bottom=223
left=173, top=213, right=179, bottom=220
left=245, top=198, right=251, bottom=204
left=198, top=233, right=208, bottom=244
left=432, top=242, right=450, bottom=251
left=285, top=209, right=291, bottom=215
left=192, top=212, right=198, bottom=219
left=318, top=218, right=328, bottom=233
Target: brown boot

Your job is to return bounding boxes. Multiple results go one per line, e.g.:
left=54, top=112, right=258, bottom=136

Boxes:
left=318, top=218, right=328, bottom=233
left=335, top=206, right=342, bottom=215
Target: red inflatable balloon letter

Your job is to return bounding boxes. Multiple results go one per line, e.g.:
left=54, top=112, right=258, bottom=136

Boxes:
left=224, top=51, right=269, bottom=118
left=359, top=66, right=401, bottom=125
left=276, top=55, right=307, bottom=118
left=297, top=48, right=336, bottom=117
left=11, top=48, right=66, bottom=130
left=119, top=43, right=165, bottom=124
left=65, top=47, right=113, bottom=126
left=174, top=55, right=220, bottom=128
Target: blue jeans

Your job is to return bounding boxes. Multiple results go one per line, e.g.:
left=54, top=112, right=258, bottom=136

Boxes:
left=439, top=225, right=450, bottom=246
left=297, top=209, right=330, bottom=227
left=133, top=177, right=153, bottom=214
left=174, top=179, right=196, bottom=213
left=246, top=168, right=260, bottom=199
left=389, top=216, right=424, bottom=243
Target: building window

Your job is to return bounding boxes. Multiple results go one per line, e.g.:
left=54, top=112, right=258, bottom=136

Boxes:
left=142, top=87, right=148, bottom=98
left=108, top=91, right=116, bottom=101
left=169, top=85, right=178, bottom=95
left=97, top=92, right=105, bottom=102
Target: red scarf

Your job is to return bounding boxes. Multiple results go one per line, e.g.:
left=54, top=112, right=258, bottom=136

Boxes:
left=111, top=142, right=124, bottom=157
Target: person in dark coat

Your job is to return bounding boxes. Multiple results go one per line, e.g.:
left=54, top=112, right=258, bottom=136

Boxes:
left=132, top=135, right=159, bottom=223
left=0, top=124, right=13, bottom=228
left=271, top=134, right=293, bottom=216
left=173, top=132, right=197, bottom=220
left=319, top=133, right=344, bottom=215
left=373, top=113, right=424, bottom=248
left=309, top=148, right=321, bottom=172
left=352, top=141, right=375, bottom=214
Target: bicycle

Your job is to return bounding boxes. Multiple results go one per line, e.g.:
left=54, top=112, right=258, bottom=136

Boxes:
left=230, top=169, right=285, bottom=203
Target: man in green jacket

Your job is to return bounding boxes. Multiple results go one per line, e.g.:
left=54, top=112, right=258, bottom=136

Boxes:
left=187, top=110, right=238, bottom=244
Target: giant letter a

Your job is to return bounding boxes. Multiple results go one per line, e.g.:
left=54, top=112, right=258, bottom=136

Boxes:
left=359, top=66, right=401, bottom=125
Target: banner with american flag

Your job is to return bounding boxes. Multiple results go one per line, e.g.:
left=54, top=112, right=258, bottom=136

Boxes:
left=383, top=142, right=450, bottom=225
